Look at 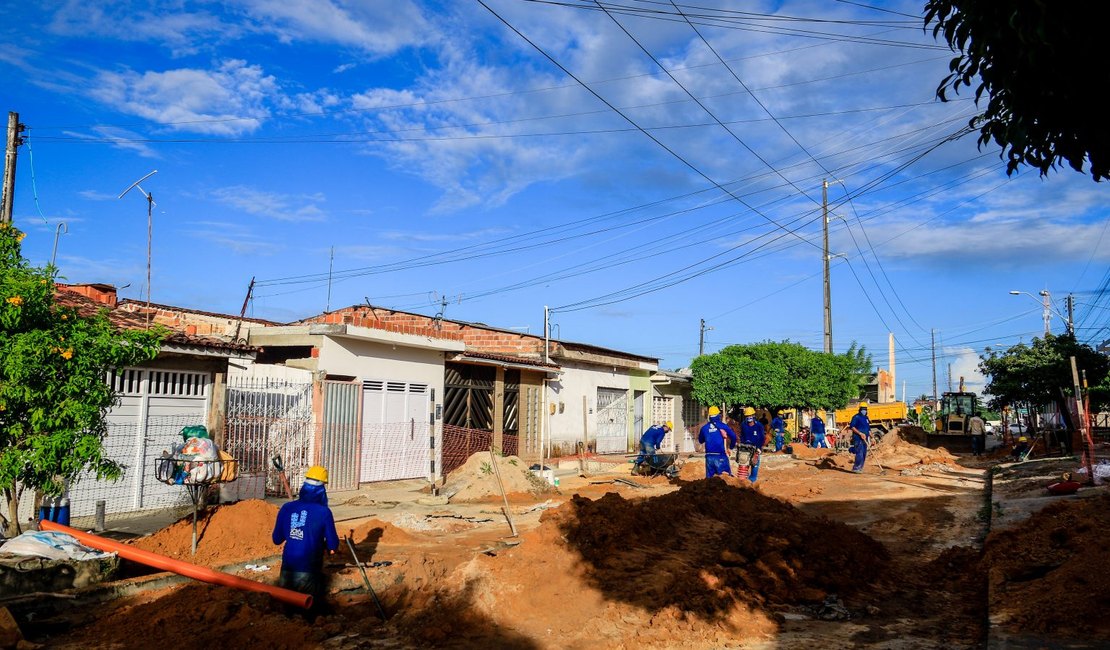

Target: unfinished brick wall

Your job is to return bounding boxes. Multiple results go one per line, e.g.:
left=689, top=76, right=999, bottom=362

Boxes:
left=116, top=303, right=245, bottom=338
left=299, top=307, right=544, bottom=356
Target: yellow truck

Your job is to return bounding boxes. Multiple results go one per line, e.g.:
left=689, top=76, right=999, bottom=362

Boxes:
left=831, top=401, right=908, bottom=436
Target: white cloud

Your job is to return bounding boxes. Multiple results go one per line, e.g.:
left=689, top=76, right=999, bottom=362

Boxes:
left=47, top=1, right=234, bottom=56
left=208, top=186, right=327, bottom=222
left=234, top=0, right=433, bottom=55
left=89, top=60, right=280, bottom=135
left=62, top=126, right=159, bottom=159
left=944, top=346, right=986, bottom=395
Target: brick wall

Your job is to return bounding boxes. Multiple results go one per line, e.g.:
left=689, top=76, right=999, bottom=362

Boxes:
left=299, top=307, right=544, bottom=356
left=116, top=303, right=256, bottom=338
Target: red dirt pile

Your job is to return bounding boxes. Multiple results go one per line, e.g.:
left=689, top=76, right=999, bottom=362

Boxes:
left=393, top=478, right=888, bottom=648
left=983, top=492, right=1110, bottom=640
left=870, top=428, right=958, bottom=469
left=130, top=499, right=280, bottom=567
left=348, top=517, right=420, bottom=548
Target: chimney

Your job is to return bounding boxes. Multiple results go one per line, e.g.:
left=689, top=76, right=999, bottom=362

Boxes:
left=58, top=283, right=118, bottom=308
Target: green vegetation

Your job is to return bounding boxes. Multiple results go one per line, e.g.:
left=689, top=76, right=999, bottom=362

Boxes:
left=979, top=335, right=1109, bottom=429
left=690, top=340, right=872, bottom=411
left=1, top=224, right=164, bottom=535
left=925, top=1, right=1110, bottom=180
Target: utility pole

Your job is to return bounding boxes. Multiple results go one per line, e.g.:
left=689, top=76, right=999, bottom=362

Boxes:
left=326, top=246, right=334, bottom=312
left=1040, top=290, right=1052, bottom=336
left=822, top=179, right=832, bottom=354
left=1066, top=293, right=1075, bottom=335
left=232, top=277, right=255, bottom=343
left=698, top=318, right=713, bottom=356
left=543, top=305, right=550, bottom=364
left=946, top=363, right=952, bottom=392
left=2, top=112, right=26, bottom=225
left=931, top=329, right=938, bottom=408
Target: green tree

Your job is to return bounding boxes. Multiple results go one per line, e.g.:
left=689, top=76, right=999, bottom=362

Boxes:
left=925, top=1, right=1110, bottom=180
left=690, top=341, right=870, bottom=412
left=979, top=334, right=1109, bottom=430
left=1, top=224, right=163, bottom=535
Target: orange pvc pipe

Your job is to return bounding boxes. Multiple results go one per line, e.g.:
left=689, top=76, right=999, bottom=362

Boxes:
left=39, top=519, right=311, bottom=609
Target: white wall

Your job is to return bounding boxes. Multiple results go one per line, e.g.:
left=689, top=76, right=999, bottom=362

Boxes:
left=545, top=360, right=634, bottom=455
left=320, top=336, right=446, bottom=390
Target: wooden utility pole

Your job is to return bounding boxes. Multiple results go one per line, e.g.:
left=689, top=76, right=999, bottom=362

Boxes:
left=2, top=112, right=25, bottom=225
left=822, top=179, right=832, bottom=354
left=1071, top=357, right=1095, bottom=483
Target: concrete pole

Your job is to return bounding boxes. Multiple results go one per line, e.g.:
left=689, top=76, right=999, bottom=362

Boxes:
left=888, top=332, right=895, bottom=403
left=822, top=179, right=832, bottom=354
left=1041, top=290, right=1052, bottom=336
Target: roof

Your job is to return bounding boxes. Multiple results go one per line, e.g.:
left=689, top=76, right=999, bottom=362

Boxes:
left=55, top=290, right=256, bottom=353
left=556, top=339, right=659, bottom=364
left=118, top=298, right=279, bottom=325
left=450, top=351, right=561, bottom=370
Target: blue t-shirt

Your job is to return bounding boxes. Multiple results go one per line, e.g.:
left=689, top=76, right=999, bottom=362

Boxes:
left=850, top=412, right=871, bottom=439
left=771, top=416, right=785, bottom=434
left=272, top=483, right=340, bottom=573
left=811, top=417, right=826, bottom=436
left=740, top=419, right=766, bottom=448
left=640, top=424, right=668, bottom=448
left=698, top=417, right=736, bottom=455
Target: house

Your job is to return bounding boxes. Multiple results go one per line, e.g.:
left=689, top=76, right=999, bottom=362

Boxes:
left=48, top=285, right=255, bottom=525
left=296, top=305, right=665, bottom=466
left=649, top=369, right=701, bottom=452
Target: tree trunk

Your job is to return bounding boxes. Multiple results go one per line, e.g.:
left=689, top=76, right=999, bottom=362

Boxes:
left=3, top=486, right=22, bottom=537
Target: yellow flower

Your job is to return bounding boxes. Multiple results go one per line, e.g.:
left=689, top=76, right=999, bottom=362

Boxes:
left=6, top=296, right=22, bottom=306
left=15, top=231, right=25, bottom=242
left=61, top=348, right=74, bottom=360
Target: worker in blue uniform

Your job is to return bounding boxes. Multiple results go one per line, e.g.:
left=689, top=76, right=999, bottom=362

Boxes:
left=849, top=403, right=871, bottom=473
left=273, top=465, right=339, bottom=611
left=810, top=412, right=829, bottom=448
left=771, top=412, right=786, bottom=452
left=633, top=421, right=672, bottom=474
left=739, top=406, right=767, bottom=481
left=698, top=406, right=736, bottom=478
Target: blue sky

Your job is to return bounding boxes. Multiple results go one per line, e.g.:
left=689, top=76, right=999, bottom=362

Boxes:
left=3, top=0, right=1108, bottom=400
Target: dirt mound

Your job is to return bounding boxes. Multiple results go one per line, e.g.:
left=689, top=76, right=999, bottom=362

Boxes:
left=349, top=518, right=420, bottom=547
left=983, top=492, right=1110, bottom=639
left=791, top=445, right=837, bottom=461
left=870, top=428, right=958, bottom=469
left=678, top=456, right=706, bottom=480
left=396, top=479, right=888, bottom=647
left=442, top=452, right=548, bottom=502
left=130, top=499, right=280, bottom=567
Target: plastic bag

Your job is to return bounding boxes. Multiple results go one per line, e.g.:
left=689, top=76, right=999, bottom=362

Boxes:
left=0, top=531, right=115, bottom=561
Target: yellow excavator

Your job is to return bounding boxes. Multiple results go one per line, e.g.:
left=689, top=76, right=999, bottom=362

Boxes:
left=927, top=390, right=978, bottom=449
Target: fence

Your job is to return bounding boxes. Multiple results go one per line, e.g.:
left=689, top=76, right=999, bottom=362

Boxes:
left=442, top=424, right=519, bottom=475
left=224, top=377, right=314, bottom=498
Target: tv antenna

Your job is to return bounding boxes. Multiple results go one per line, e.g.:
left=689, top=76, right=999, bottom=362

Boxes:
left=118, top=170, right=157, bottom=325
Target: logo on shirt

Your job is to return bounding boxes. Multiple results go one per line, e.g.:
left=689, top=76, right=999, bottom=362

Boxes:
left=289, top=509, right=307, bottom=541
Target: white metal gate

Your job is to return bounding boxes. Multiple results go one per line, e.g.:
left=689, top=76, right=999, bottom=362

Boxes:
left=652, top=395, right=676, bottom=452
left=596, top=388, right=629, bottom=454
left=69, top=369, right=211, bottom=518
left=360, top=380, right=430, bottom=482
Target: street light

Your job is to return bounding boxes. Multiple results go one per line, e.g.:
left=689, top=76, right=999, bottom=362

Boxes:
left=1009, top=289, right=1072, bottom=336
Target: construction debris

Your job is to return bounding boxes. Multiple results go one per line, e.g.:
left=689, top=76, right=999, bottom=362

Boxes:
left=129, top=499, right=279, bottom=567
left=440, top=452, right=550, bottom=502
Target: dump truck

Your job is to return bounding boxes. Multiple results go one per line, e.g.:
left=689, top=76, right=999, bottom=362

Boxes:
left=831, top=401, right=908, bottom=436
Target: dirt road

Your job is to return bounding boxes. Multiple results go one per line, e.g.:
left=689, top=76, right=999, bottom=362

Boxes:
left=20, top=438, right=1109, bottom=649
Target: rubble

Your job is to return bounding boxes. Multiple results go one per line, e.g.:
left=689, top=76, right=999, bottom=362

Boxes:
left=440, top=452, right=549, bottom=502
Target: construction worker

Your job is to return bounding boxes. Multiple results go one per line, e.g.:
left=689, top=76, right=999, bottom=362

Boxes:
left=633, top=421, right=672, bottom=474
left=1012, top=436, right=1030, bottom=461
left=272, top=465, right=339, bottom=611
left=739, top=407, right=767, bottom=482
left=771, top=412, right=787, bottom=452
left=849, top=403, right=871, bottom=473
left=698, top=406, right=737, bottom=478
left=810, top=412, right=829, bottom=448
left=968, top=411, right=987, bottom=457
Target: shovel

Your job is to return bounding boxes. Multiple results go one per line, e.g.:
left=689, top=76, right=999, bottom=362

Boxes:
left=272, top=455, right=295, bottom=500
left=346, top=530, right=388, bottom=620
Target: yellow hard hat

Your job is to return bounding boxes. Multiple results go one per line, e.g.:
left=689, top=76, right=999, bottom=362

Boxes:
left=708, top=406, right=720, bottom=417
left=664, top=420, right=673, bottom=429
left=305, top=465, right=329, bottom=483
left=742, top=406, right=756, bottom=416
left=859, top=402, right=870, bottom=409
left=1018, top=436, right=1028, bottom=442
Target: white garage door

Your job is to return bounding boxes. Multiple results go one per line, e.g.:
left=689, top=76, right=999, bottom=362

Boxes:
left=360, top=380, right=430, bottom=483
left=69, top=368, right=211, bottom=518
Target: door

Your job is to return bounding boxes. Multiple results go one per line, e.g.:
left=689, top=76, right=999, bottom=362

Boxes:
left=595, top=388, right=629, bottom=454
left=652, top=395, right=676, bottom=451
left=69, top=368, right=211, bottom=518
left=360, top=380, right=430, bottom=482
left=633, top=390, right=645, bottom=446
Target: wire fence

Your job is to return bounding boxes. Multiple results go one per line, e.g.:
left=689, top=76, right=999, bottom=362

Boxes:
left=442, top=424, right=519, bottom=475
